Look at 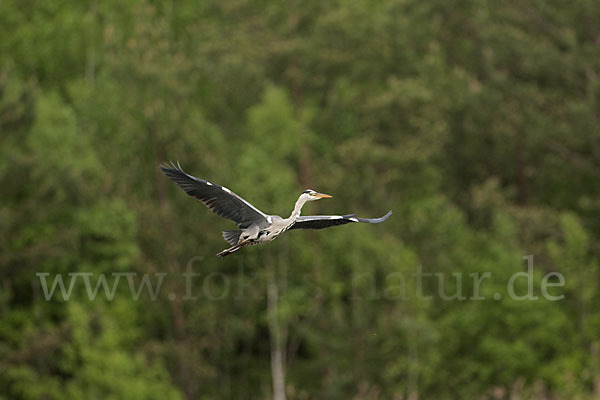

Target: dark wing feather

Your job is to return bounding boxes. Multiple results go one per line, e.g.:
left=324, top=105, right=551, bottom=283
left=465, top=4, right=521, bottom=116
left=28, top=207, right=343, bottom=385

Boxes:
left=289, top=210, right=392, bottom=230
left=160, top=162, right=268, bottom=229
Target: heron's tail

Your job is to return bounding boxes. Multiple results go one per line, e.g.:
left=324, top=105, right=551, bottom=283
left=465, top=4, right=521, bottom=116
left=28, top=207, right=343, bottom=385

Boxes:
left=222, top=230, right=242, bottom=246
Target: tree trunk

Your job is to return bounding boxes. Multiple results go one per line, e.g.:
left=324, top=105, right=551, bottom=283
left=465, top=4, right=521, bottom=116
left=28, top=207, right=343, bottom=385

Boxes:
left=268, top=263, right=287, bottom=400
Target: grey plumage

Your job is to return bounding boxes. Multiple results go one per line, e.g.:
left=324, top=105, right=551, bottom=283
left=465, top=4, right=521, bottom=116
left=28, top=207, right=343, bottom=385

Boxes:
left=160, top=162, right=391, bottom=257
left=160, top=161, right=268, bottom=230
left=288, top=211, right=392, bottom=230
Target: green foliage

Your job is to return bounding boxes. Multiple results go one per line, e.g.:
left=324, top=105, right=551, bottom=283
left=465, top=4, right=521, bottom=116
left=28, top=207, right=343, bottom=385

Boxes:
left=1, top=0, right=599, bottom=398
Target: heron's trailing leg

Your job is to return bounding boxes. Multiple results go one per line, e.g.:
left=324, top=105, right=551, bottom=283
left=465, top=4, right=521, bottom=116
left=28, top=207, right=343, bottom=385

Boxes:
left=216, top=245, right=241, bottom=257
left=216, top=238, right=252, bottom=257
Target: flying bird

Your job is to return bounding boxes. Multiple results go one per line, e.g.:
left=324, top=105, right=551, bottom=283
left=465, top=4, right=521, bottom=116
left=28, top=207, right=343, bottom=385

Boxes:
left=160, top=162, right=392, bottom=257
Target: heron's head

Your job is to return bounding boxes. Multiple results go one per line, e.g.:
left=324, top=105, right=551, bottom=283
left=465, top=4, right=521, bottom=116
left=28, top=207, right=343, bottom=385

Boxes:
left=302, top=189, right=332, bottom=201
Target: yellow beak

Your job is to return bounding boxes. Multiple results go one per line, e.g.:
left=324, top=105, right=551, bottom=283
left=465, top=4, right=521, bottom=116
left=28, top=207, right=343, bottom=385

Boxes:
left=315, top=192, right=333, bottom=199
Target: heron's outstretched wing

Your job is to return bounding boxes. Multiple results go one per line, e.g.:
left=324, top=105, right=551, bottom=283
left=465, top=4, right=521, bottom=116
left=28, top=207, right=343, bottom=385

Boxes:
left=160, top=162, right=268, bottom=229
left=289, top=210, right=392, bottom=230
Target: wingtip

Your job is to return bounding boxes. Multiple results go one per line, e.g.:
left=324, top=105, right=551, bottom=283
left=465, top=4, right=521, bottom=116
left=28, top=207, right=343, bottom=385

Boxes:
left=159, top=160, right=183, bottom=172
left=380, top=210, right=392, bottom=221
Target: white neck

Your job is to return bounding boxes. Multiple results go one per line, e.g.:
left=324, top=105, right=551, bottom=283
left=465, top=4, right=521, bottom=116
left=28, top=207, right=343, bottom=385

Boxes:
left=286, top=194, right=309, bottom=223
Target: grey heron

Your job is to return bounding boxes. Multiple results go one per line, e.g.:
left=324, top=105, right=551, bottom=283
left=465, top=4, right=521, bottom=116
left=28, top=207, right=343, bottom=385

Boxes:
left=160, top=162, right=392, bottom=257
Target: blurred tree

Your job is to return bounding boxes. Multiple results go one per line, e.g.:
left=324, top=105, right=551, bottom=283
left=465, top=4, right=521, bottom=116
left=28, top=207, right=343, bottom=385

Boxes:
left=1, top=0, right=599, bottom=398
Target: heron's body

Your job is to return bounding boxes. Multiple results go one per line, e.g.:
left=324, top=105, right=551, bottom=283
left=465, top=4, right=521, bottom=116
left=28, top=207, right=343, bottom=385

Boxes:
left=160, top=162, right=391, bottom=257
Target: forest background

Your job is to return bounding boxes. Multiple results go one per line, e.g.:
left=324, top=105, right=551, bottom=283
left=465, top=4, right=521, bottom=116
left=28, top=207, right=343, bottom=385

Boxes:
left=1, top=0, right=600, bottom=399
